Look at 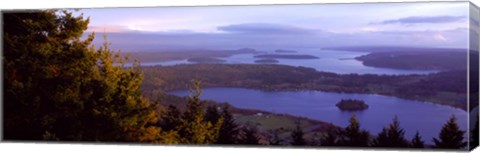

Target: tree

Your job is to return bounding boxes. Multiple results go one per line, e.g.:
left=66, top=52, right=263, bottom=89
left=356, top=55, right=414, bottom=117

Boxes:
left=269, top=129, right=283, bottom=145
left=410, top=131, right=425, bottom=148
left=309, top=133, right=322, bottom=146
left=320, top=127, right=342, bottom=146
left=433, top=115, right=467, bottom=149
left=216, top=104, right=241, bottom=144
left=372, top=117, right=409, bottom=148
left=176, top=80, right=222, bottom=144
left=471, top=118, right=479, bottom=149
left=161, top=105, right=183, bottom=131
left=239, top=124, right=261, bottom=145
left=339, top=114, right=370, bottom=147
left=4, top=10, right=161, bottom=142
left=290, top=122, right=307, bottom=146
left=205, top=105, right=221, bottom=125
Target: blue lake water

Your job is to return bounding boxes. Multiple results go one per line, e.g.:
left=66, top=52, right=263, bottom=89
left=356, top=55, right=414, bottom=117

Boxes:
left=169, top=87, right=468, bottom=143
left=130, top=50, right=438, bottom=75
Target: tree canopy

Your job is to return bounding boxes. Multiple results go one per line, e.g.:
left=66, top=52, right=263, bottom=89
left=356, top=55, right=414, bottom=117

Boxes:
left=338, top=114, right=370, bottom=147
left=372, top=117, right=409, bottom=148
left=410, top=131, right=425, bottom=148
left=4, top=10, right=161, bottom=142
left=290, top=122, right=307, bottom=146
left=433, top=115, right=467, bottom=149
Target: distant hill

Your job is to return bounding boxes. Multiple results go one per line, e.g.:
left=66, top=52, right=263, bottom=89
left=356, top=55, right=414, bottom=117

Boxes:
left=274, top=49, right=298, bottom=53
left=355, top=51, right=467, bottom=71
left=324, top=46, right=466, bottom=53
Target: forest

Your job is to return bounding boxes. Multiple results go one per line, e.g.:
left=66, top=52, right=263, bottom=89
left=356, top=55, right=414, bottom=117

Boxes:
left=2, top=10, right=477, bottom=150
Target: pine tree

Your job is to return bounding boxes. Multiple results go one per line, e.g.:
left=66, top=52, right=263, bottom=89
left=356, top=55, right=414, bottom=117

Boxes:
left=269, top=129, right=283, bottom=145
left=372, top=116, right=409, bottom=148
left=4, top=10, right=162, bottom=142
left=177, top=80, right=222, bottom=144
left=239, top=124, right=261, bottom=145
left=410, top=131, right=425, bottom=148
left=290, top=122, right=307, bottom=146
left=433, top=115, right=467, bottom=149
left=309, top=133, right=321, bottom=146
left=339, top=114, right=370, bottom=147
left=216, top=104, right=241, bottom=144
left=320, top=127, right=341, bottom=146
left=471, top=118, right=479, bottom=149
left=205, top=105, right=221, bottom=125
left=161, top=105, right=182, bottom=131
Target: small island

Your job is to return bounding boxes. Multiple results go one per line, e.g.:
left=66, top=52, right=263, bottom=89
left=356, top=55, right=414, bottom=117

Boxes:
left=275, top=49, right=298, bottom=53
left=254, top=58, right=279, bottom=64
left=254, top=54, right=319, bottom=59
left=187, top=57, right=226, bottom=64
left=336, top=99, right=369, bottom=111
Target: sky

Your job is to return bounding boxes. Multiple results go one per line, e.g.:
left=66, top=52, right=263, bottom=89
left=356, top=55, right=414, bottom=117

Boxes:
left=78, top=2, right=471, bottom=51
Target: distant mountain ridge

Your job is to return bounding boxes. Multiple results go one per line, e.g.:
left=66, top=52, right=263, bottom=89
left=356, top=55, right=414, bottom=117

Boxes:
left=324, top=46, right=466, bottom=52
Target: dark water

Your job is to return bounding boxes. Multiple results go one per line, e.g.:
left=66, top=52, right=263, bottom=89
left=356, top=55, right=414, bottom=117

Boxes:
left=169, top=87, right=467, bottom=142
left=129, top=50, right=438, bottom=75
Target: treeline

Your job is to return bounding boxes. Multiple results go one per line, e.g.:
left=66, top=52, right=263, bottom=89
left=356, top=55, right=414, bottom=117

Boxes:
left=307, top=115, right=468, bottom=149
left=140, top=64, right=469, bottom=110
left=355, top=51, right=468, bottom=71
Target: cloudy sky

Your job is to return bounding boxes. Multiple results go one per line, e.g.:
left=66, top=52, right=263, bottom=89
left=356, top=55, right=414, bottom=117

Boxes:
left=79, top=2, right=470, bottom=51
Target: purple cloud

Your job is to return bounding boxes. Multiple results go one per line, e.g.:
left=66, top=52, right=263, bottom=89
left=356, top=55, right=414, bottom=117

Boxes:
left=378, top=16, right=466, bottom=24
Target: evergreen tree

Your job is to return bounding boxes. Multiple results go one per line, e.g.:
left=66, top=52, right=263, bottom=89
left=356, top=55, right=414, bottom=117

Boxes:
left=216, top=104, right=241, bottom=144
left=269, top=129, right=283, bottom=145
left=372, top=116, right=409, bottom=148
left=161, top=105, right=182, bottom=131
left=290, top=122, right=307, bottom=146
left=471, top=118, right=479, bottom=149
left=4, top=10, right=162, bottom=142
left=309, top=133, right=322, bottom=146
left=239, top=124, right=261, bottom=145
left=339, top=114, right=370, bottom=147
left=433, top=115, right=467, bottom=149
left=205, top=105, right=221, bottom=125
left=410, top=131, right=425, bottom=148
left=177, top=81, right=222, bottom=144
left=320, top=127, right=341, bottom=146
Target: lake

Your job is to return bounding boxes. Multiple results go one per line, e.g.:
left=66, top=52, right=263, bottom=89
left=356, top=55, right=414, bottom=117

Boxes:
left=169, top=87, right=468, bottom=142
left=129, top=50, right=438, bottom=75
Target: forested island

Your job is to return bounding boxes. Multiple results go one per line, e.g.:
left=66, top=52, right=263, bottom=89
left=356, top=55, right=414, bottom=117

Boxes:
left=254, top=58, right=279, bottom=64
left=336, top=99, right=369, bottom=111
left=254, top=54, right=319, bottom=59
